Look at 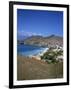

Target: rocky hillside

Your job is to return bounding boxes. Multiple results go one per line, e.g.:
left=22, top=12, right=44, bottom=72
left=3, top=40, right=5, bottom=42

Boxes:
left=23, top=35, right=63, bottom=48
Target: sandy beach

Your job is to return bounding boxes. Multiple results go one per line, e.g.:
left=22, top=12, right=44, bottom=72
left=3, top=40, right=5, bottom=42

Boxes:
left=37, top=48, right=48, bottom=56
left=27, top=47, right=48, bottom=60
left=17, top=55, right=63, bottom=80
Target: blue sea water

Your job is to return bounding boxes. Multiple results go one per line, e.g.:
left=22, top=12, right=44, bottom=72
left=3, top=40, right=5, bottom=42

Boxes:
left=17, top=44, right=48, bottom=57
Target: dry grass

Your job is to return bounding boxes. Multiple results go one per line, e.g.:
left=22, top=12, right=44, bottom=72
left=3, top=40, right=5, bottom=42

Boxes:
left=17, top=55, right=63, bottom=80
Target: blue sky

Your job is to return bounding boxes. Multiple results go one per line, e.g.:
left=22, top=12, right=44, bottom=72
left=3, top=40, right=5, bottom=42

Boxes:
left=17, top=9, right=63, bottom=40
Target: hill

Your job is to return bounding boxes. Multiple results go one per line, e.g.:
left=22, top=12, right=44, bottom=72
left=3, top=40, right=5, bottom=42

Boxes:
left=23, top=35, right=63, bottom=48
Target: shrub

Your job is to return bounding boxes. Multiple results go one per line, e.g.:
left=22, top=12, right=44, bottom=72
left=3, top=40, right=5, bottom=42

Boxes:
left=40, top=48, right=63, bottom=63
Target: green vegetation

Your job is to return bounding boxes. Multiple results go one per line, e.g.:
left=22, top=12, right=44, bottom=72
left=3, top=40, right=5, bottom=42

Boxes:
left=41, top=48, right=63, bottom=63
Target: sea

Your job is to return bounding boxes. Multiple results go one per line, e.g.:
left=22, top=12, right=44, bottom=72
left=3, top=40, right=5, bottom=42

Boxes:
left=17, top=44, right=48, bottom=57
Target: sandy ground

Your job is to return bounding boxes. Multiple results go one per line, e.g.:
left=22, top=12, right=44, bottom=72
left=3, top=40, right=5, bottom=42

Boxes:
left=17, top=55, right=63, bottom=80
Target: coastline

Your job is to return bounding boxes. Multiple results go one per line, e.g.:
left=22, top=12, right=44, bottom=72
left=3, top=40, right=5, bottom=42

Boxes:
left=37, top=48, right=48, bottom=56
left=29, top=48, right=48, bottom=60
left=18, top=44, right=49, bottom=58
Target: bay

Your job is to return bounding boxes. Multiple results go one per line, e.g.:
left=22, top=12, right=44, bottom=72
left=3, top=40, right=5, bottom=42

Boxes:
left=17, top=44, right=48, bottom=57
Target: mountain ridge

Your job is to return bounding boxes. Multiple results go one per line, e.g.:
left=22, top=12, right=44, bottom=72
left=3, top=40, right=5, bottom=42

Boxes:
left=18, top=35, right=63, bottom=48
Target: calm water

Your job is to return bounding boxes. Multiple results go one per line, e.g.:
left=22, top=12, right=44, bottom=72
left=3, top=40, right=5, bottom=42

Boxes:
left=17, top=44, right=48, bottom=57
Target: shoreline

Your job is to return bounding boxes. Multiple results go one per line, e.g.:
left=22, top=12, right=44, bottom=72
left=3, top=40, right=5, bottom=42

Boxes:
left=18, top=45, right=49, bottom=58
left=27, top=47, right=48, bottom=60
left=32, top=48, right=48, bottom=60
left=38, top=48, right=48, bottom=56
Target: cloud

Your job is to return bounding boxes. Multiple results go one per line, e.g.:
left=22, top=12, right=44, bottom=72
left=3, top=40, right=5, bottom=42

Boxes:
left=17, top=30, right=42, bottom=37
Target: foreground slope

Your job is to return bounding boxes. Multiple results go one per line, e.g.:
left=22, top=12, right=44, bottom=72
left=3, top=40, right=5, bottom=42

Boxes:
left=17, top=55, right=63, bottom=80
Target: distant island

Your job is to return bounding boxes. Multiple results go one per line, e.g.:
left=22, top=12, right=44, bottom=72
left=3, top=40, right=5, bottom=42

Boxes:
left=17, top=35, right=63, bottom=48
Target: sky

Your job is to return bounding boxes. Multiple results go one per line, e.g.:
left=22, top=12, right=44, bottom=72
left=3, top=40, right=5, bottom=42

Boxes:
left=17, top=9, right=63, bottom=40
